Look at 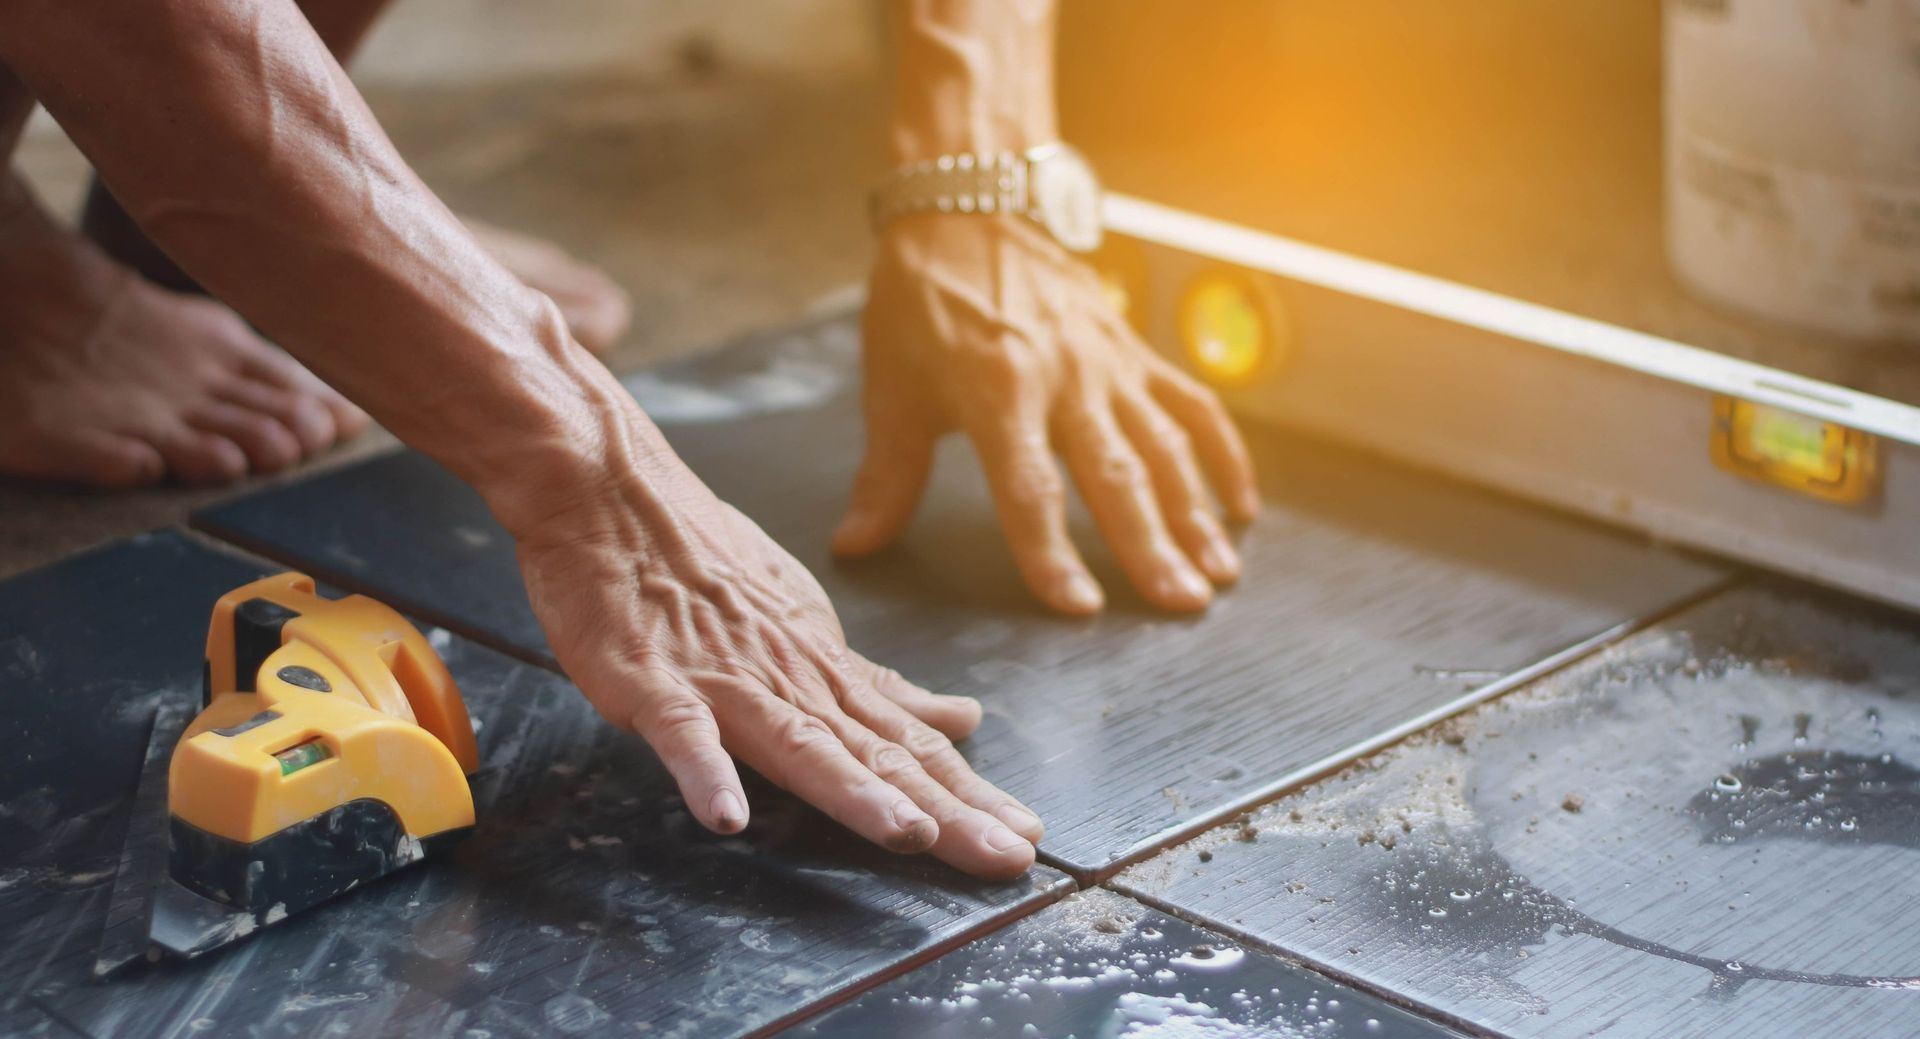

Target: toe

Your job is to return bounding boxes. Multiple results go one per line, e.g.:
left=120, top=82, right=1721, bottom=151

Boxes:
left=537, top=266, right=631, bottom=355
left=79, top=433, right=167, bottom=488
left=232, top=341, right=306, bottom=393
left=236, top=348, right=370, bottom=439
left=199, top=305, right=370, bottom=439
left=217, top=378, right=337, bottom=455
left=320, top=389, right=372, bottom=438
left=560, top=282, right=633, bottom=356
left=466, top=217, right=631, bottom=355
left=2, top=427, right=164, bottom=489
left=187, top=402, right=302, bottom=473
left=155, top=428, right=249, bottom=485
left=185, top=404, right=295, bottom=474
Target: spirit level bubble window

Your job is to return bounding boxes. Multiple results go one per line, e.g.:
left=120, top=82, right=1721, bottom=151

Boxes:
left=1179, top=270, right=1278, bottom=386
left=274, top=738, right=334, bottom=776
left=1710, top=396, right=1878, bottom=505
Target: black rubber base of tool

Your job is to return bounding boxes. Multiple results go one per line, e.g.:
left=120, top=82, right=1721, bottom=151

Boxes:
left=169, top=800, right=470, bottom=917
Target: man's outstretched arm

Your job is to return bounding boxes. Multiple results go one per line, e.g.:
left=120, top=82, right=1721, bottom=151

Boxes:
left=839, top=0, right=1260, bottom=615
left=0, top=0, right=1041, bottom=877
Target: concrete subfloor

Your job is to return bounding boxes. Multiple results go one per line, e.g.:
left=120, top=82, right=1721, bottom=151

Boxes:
left=1, top=67, right=885, bottom=578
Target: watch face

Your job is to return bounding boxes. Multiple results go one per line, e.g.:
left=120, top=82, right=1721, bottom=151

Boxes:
left=1030, top=147, right=1104, bottom=253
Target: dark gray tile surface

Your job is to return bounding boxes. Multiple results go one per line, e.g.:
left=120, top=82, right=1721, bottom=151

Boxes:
left=194, top=312, right=1731, bottom=878
left=1115, top=579, right=1920, bottom=1039
left=785, top=887, right=1467, bottom=1038
left=0, top=1004, right=66, bottom=1039
left=2, top=533, right=1067, bottom=1039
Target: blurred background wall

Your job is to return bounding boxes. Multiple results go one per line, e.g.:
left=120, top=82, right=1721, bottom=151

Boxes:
left=22, top=0, right=882, bottom=148
left=351, top=0, right=881, bottom=85
left=21, top=0, right=1898, bottom=350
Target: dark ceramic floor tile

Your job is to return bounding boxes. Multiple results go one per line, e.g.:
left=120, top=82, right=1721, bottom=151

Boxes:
left=3, top=533, right=1067, bottom=1039
left=0, top=1003, right=73, bottom=1039
left=784, top=887, right=1467, bottom=1038
left=196, top=313, right=1730, bottom=877
left=1115, top=580, right=1920, bottom=1039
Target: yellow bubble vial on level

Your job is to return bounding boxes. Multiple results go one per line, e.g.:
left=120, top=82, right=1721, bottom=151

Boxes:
left=275, top=738, right=334, bottom=776
left=1180, top=272, right=1273, bottom=385
left=1710, top=396, right=1878, bottom=505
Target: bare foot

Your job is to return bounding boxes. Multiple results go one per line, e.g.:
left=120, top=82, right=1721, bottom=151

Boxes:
left=0, top=177, right=369, bottom=488
left=462, top=218, right=631, bottom=356
left=82, top=182, right=631, bottom=356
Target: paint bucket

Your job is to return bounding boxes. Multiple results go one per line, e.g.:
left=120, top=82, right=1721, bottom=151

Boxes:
left=1664, top=0, right=1920, bottom=342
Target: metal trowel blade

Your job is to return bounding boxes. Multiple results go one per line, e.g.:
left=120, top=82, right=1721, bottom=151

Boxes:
left=93, top=700, right=191, bottom=978
left=145, top=873, right=286, bottom=961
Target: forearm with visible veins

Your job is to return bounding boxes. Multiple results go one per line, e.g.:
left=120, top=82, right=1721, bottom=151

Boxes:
left=888, top=0, right=1059, bottom=163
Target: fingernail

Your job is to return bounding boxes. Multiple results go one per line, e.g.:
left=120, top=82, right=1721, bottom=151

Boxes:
left=996, top=803, right=1042, bottom=834
left=1165, top=568, right=1212, bottom=605
left=1060, top=573, right=1104, bottom=612
left=1237, top=488, right=1261, bottom=519
left=985, top=825, right=1030, bottom=854
left=890, top=800, right=938, bottom=852
left=1202, top=539, right=1239, bottom=581
left=709, top=789, right=747, bottom=832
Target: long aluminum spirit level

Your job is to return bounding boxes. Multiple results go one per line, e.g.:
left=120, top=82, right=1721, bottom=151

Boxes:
left=1101, top=193, right=1920, bottom=614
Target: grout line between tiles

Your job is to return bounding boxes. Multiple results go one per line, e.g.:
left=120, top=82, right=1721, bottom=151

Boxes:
left=746, top=874, right=1076, bottom=1038
left=26, top=996, right=99, bottom=1039
left=1107, top=880, right=1505, bottom=1039
left=1069, top=571, right=1753, bottom=886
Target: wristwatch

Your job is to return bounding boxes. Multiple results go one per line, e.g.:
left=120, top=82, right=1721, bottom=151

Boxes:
left=869, top=143, right=1104, bottom=253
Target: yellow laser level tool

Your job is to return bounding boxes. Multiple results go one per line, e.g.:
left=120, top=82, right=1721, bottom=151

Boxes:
left=96, top=573, right=480, bottom=973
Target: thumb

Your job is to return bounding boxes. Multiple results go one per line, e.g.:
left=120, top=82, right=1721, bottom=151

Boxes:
left=833, top=400, right=936, bottom=557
